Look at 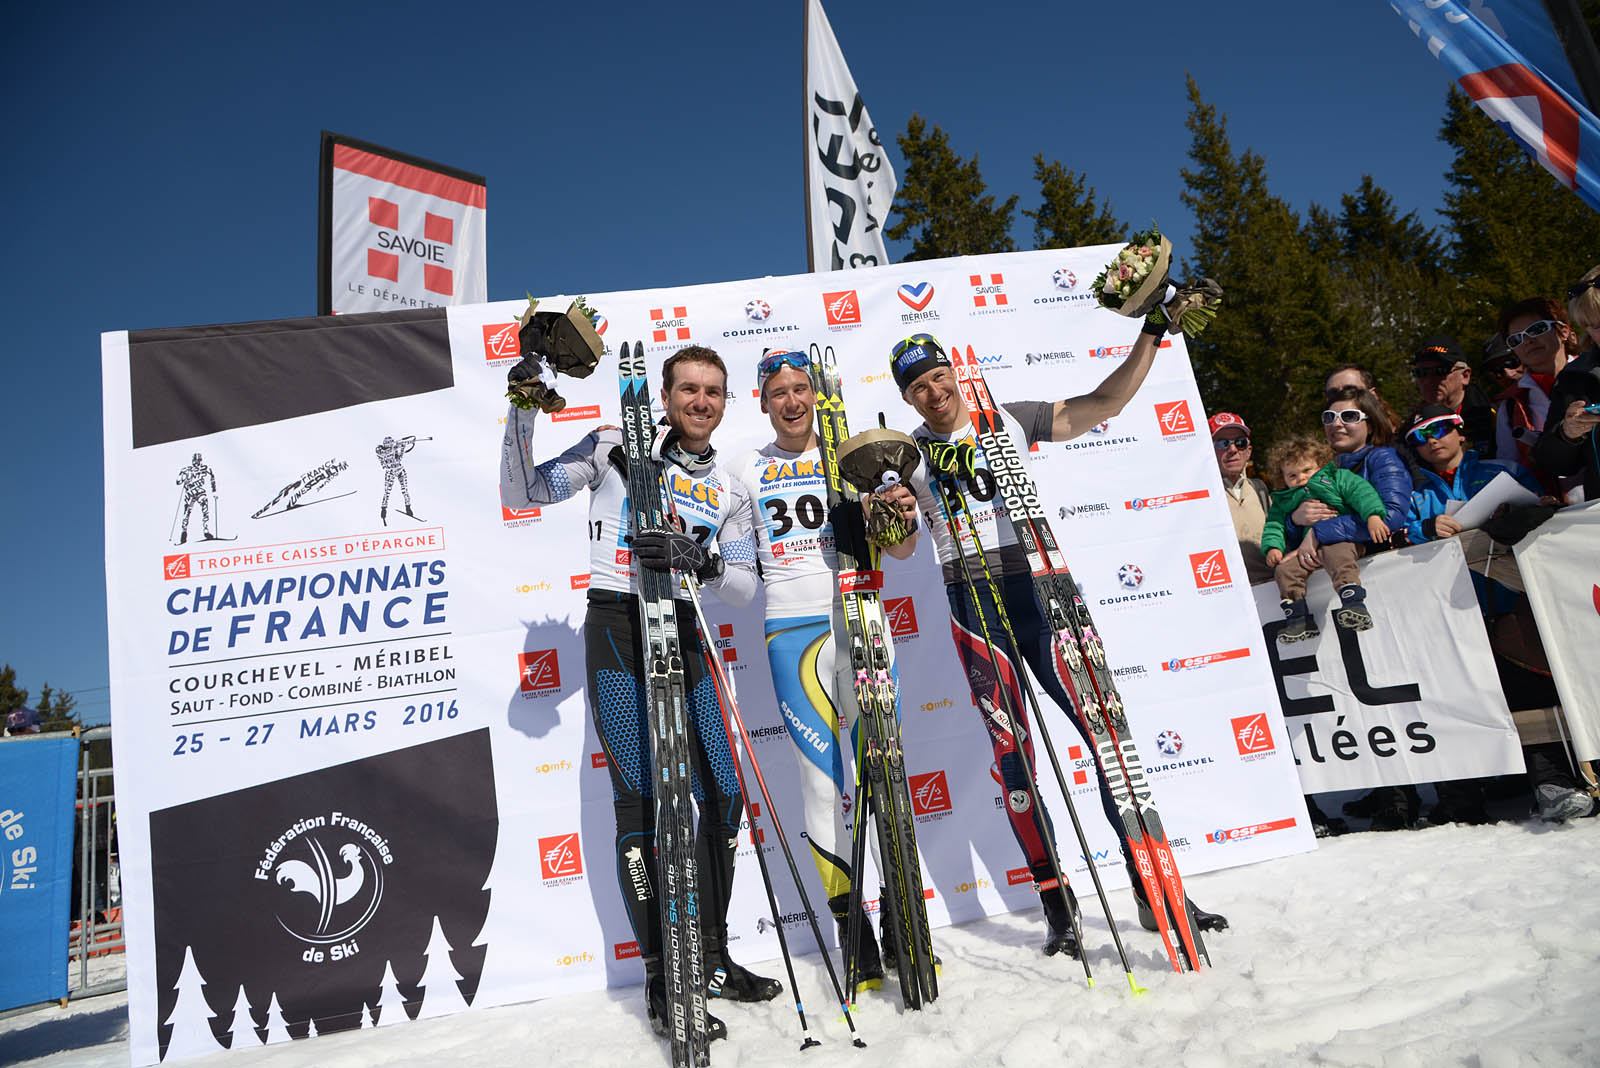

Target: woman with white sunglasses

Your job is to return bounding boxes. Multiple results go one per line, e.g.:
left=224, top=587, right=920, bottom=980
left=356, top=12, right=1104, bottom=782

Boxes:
left=1493, top=297, right=1582, bottom=499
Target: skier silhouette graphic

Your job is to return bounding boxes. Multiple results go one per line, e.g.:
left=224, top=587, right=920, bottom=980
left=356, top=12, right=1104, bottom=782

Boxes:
left=376, top=435, right=429, bottom=524
left=174, top=453, right=217, bottom=544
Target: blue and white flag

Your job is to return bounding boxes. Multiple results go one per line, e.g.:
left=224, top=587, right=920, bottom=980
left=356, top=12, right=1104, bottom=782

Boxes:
left=1390, top=0, right=1600, bottom=212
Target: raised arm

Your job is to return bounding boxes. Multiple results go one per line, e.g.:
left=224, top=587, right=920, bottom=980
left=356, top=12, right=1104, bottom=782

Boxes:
left=1050, top=322, right=1164, bottom=441
left=499, top=405, right=605, bottom=510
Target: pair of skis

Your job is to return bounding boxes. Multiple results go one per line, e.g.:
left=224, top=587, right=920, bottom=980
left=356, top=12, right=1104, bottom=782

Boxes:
left=618, top=342, right=711, bottom=1067
left=941, top=342, right=1208, bottom=974
left=809, top=345, right=938, bottom=1010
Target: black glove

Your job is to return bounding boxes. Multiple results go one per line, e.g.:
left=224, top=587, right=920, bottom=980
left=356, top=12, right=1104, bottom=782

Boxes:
left=923, top=440, right=978, bottom=482
left=632, top=529, right=723, bottom=582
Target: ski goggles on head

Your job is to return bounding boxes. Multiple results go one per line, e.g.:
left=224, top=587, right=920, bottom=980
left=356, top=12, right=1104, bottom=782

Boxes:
left=889, top=332, right=950, bottom=391
left=755, top=349, right=810, bottom=390
left=1321, top=408, right=1368, bottom=426
left=1506, top=319, right=1560, bottom=348
left=1406, top=413, right=1463, bottom=445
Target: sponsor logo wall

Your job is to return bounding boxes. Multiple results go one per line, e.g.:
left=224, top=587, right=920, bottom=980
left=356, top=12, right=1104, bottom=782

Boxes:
left=103, top=247, right=1307, bottom=1064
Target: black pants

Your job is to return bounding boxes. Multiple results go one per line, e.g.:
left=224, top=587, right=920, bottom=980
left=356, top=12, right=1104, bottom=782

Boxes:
left=583, top=592, right=744, bottom=962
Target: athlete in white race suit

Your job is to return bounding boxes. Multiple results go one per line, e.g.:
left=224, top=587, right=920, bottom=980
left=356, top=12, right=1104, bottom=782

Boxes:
left=729, top=349, right=923, bottom=982
left=500, top=345, right=777, bottom=1041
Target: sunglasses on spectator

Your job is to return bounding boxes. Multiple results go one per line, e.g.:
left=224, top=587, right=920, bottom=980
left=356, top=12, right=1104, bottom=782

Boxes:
left=1213, top=436, right=1250, bottom=451
left=1567, top=277, right=1600, bottom=302
left=1406, top=417, right=1463, bottom=445
left=1484, top=355, right=1521, bottom=373
left=1411, top=363, right=1463, bottom=380
left=1321, top=409, right=1368, bottom=425
left=756, top=349, right=810, bottom=388
left=1505, top=319, right=1560, bottom=348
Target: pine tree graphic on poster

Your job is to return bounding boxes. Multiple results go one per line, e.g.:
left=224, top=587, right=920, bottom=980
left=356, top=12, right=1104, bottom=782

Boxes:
left=373, top=959, right=410, bottom=1026
left=306, top=1017, right=319, bottom=1039
left=225, top=984, right=262, bottom=1050
left=262, top=992, right=292, bottom=1045
left=415, top=915, right=469, bottom=1020
left=161, top=946, right=223, bottom=1060
left=362, top=1002, right=376, bottom=1028
left=468, top=836, right=508, bottom=995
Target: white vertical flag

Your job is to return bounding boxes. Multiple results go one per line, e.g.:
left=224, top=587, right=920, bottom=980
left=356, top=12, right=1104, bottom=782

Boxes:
left=805, top=0, right=896, bottom=270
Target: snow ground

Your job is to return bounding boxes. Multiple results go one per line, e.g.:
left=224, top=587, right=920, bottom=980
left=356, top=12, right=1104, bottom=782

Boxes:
left=4, top=816, right=1597, bottom=1068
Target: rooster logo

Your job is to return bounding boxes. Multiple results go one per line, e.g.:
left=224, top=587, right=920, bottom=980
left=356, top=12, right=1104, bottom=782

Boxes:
left=272, top=835, right=384, bottom=944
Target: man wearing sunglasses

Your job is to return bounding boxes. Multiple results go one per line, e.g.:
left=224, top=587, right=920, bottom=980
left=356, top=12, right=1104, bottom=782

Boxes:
left=727, top=348, right=923, bottom=984
left=882, top=326, right=1228, bottom=959
left=1209, top=412, right=1273, bottom=584
left=1532, top=268, right=1600, bottom=503
left=1409, top=335, right=1496, bottom=460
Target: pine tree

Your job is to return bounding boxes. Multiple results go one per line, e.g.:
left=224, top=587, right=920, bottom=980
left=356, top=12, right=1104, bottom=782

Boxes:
left=373, top=959, right=410, bottom=1026
left=1439, top=86, right=1600, bottom=333
left=886, top=114, right=1017, bottom=260
left=162, top=946, right=223, bottom=1060
left=35, top=684, right=79, bottom=733
left=1321, top=175, right=1461, bottom=414
left=226, top=985, right=261, bottom=1050
left=414, top=916, right=468, bottom=1021
left=0, top=665, right=27, bottom=720
left=263, top=992, right=293, bottom=1045
left=1179, top=75, right=1343, bottom=447
left=1024, top=154, right=1124, bottom=249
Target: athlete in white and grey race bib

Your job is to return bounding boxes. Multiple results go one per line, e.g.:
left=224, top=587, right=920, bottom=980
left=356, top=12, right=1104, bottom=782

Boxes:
left=884, top=329, right=1227, bottom=959
left=729, top=348, right=921, bottom=984
left=500, top=345, right=777, bottom=1042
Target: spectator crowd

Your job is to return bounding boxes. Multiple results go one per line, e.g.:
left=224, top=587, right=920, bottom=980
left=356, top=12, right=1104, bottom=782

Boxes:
left=1213, top=269, right=1600, bottom=830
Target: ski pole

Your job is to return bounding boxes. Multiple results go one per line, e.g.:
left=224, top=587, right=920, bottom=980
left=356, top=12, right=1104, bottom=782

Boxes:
left=168, top=491, right=182, bottom=543
left=928, top=465, right=1100, bottom=988
left=677, top=571, right=866, bottom=1050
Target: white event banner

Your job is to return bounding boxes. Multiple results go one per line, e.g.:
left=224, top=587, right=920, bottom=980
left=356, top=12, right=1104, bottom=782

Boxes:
left=804, top=0, right=896, bottom=270
left=104, top=248, right=1310, bottom=1066
left=1515, top=500, right=1600, bottom=762
left=1249, top=538, right=1526, bottom=792
left=323, top=134, right=487, bottom=315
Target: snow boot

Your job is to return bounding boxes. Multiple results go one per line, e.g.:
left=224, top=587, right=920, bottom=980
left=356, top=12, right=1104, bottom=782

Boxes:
left=1333, top=584, right=1374, bottom=631
left=1278, top=598, right=1318, bottom=643
left=178, top=530, right=188, bottom=545
left=829, top=892, right=884, bottom=992
left=1536, top=782, right=1595, bottom=822
left=1039, top=883, right=1081, bottom=959
left=645, top=967, right=726, bottom=1042
left=703, top=930, right=781, bottom=1002
left=1127, top=859, right=1228, bottom=933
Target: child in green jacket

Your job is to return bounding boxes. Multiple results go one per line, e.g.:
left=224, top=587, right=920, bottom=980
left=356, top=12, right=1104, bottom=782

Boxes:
left=1262, top=435, right=1390, bottom=641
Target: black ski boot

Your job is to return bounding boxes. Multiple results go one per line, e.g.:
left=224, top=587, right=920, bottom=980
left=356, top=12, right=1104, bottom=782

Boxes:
left=829, top=892, right=884, bottom=992
left=178, top=530, right=188, bottom=545
left=1333, top=584, right=1374, bottom=631
left=1039, top=882, right=1081, bottom=959
left=1127, top=860, right=1229, bottom=933
left=704, top=932, right=782, bottom=1002
left=380, top=506, right=388, bottom=524
left=646, top=967, right=726, bottom=1042
left=879, top=887, right=941, bottom=974
left=1278, top=597, right=1318, bottom=642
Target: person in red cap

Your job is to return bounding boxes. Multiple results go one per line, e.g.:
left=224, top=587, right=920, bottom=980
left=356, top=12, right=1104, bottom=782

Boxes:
left=1209, top=411, right=1272, bottom=585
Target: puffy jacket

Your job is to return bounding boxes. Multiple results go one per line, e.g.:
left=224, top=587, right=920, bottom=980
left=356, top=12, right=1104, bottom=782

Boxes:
left=1404, top=451, right=1542, bottom=544
left=1304, top=445, right=1411, bottom=545
left=1532, top=348, right=1600, bottom=501
left=1261, top=463, right=1385, bottom=553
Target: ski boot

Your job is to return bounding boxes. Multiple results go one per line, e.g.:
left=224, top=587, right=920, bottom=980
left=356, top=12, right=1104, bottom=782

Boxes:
left=380, top=506, right=388, bottom=524
left=829, top=892, right=884, bottom=993
left=178, top=530, right=188, bottom=545
left=704, top=928, right=781, bottom=1002
left=1333, top=584, right=1374, bottom=631
left=1127, top=859, right=1228, bottom=933
left=1039, top=881, right=1081, bottom=959
left=1278, top=597, right=1318, bottom=642
left=879, top=887, right=941, bottom=975
left=645, top=965, right=726, bottom=1042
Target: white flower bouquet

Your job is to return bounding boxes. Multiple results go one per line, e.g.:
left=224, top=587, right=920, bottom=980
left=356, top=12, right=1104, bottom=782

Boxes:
left=1093, top=224, right=1222, bottom=337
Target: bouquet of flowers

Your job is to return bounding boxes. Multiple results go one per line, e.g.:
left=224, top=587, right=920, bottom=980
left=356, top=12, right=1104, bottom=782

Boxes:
left=505, top=294, right=605, bottom=412
left=1093, top=224, right=1223, bottom=337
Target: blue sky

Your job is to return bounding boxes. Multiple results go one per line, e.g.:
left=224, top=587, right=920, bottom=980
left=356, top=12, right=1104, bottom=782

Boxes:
left=3, top=1, right=1467, bottom=724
